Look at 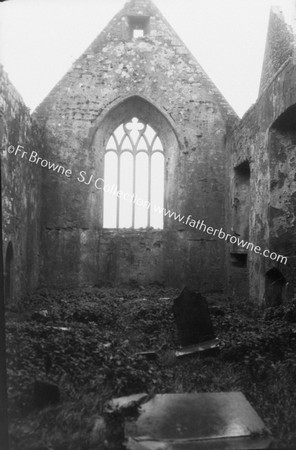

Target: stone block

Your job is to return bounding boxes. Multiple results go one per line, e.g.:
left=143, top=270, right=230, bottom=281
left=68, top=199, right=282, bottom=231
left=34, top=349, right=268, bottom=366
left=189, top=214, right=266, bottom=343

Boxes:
left=172, top=287, right=215, bottom=346
left=125, top=392, right=273, bottom=449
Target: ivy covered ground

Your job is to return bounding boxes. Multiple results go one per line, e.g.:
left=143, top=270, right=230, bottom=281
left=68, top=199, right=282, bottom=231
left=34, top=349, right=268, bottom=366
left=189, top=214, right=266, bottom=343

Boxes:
left=6, top=286, right=296, bottom=449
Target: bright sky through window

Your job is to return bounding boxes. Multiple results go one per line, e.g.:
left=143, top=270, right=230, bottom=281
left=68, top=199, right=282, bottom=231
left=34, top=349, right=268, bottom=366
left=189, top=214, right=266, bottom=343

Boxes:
left=133, top=29, right=144, bottom=38
left=103, top=118, right=164, bottom=229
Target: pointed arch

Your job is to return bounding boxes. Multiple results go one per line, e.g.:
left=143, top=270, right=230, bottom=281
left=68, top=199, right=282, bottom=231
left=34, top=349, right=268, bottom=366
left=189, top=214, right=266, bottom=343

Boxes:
left=90, top=94, right=181, bottom=148
left=91, top=95, right=180, bottom=229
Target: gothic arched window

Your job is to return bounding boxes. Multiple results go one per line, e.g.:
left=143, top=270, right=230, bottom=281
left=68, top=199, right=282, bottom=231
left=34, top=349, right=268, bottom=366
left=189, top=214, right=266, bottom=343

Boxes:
left=103, top=117, right=164, bottom=229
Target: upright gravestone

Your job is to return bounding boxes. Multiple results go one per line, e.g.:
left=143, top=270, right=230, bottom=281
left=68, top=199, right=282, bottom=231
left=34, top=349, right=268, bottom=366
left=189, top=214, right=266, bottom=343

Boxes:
left=173, top=287, right=215, bottom=346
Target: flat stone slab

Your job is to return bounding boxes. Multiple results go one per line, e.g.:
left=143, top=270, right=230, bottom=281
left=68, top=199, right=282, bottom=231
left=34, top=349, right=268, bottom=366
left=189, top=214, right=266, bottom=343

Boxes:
left=134, top=351, right=158, bottom=360
left=127, top=436, right=273, bottom=449
left=175, top=338, right=220, bottom=357
left=125, top=392, right=272, bottom=449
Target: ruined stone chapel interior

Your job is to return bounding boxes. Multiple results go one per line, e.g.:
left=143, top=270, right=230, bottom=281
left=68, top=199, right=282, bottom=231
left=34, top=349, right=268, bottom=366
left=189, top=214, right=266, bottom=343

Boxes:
left=1, top=0, right=296, bottom=307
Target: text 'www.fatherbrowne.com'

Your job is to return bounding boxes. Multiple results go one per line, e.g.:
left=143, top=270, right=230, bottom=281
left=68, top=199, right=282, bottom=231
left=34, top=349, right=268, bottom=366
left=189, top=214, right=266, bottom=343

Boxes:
left=153, top=207, right=287, bottom=265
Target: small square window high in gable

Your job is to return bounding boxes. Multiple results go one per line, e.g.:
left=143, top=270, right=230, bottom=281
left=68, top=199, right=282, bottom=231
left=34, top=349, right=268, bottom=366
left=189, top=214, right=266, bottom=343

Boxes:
left=128, top=15, right=150, bottom=39
left=133, top=28, right=144, bottom=38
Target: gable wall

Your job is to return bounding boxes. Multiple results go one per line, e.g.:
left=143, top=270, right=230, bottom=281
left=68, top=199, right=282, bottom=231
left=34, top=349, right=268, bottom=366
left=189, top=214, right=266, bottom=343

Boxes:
left=34, top=0, right=237, bottom=291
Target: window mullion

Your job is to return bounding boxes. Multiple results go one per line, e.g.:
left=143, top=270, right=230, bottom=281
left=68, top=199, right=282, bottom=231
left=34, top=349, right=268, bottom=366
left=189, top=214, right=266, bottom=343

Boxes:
left=116, top=152, right=120, bottom=228
left=148, top=152, right=152, bottom=227
left=132, top=147, right=136, bottom=228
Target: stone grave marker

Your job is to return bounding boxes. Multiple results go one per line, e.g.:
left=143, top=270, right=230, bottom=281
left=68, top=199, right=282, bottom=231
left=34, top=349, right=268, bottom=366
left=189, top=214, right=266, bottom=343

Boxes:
left=173, top=287, right=215, bottom=346
left=123, top=392, right=272, bottom=449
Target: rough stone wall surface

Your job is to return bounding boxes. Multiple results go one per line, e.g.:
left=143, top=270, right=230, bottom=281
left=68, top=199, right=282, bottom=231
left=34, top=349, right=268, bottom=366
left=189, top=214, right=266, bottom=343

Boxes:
left=34, top=0, right=237, bottom=292
left=269, top=113, right=296, bottom=296
left=259, top=7, right=294, bottom=96
left=0, top=66, right=41, bottom=301
left=228, top=57, right=296, bottom=304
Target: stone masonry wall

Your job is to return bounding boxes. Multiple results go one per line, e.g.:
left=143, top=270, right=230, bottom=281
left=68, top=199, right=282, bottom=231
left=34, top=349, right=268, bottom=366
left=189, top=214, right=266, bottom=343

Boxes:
left=34, top=0, right=237, bottom=292
left=0, top=66, right=41, bottom=302
left=259, top=7, right=294, bottom=95
left=228, top=57, right=296, bottom=304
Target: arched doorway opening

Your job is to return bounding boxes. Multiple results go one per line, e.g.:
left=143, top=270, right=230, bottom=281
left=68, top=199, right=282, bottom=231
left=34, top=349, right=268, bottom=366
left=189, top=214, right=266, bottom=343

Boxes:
left=265, top=267, right=286, bottom=306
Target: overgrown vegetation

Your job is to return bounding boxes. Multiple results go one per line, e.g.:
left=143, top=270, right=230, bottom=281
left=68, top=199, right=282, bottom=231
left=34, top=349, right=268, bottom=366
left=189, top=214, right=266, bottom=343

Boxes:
left=6, top=286, right=296, bottom=449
